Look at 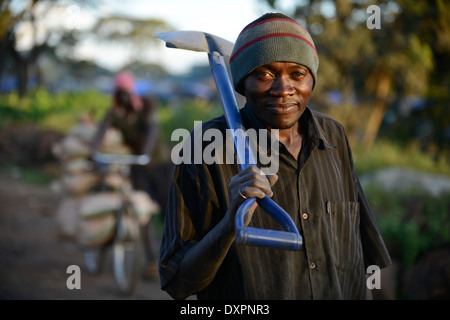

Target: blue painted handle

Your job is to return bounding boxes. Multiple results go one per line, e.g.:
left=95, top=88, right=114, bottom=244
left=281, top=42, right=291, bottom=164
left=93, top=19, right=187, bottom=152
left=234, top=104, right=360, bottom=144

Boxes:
left=207, top=50, right=302, bottom=251
left=235, top=197, right=302, bottom=251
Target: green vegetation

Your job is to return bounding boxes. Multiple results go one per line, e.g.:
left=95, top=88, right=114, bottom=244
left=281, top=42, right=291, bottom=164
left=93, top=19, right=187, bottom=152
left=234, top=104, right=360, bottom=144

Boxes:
left=0, top=163, right=56, bottom=185
left=353, top=139, right=450, bottom=176
left=158, top=98, right=223, bottom=146
left=0, top=89, right=110, bottom=132
left=366, top=185, right=450, bottom=268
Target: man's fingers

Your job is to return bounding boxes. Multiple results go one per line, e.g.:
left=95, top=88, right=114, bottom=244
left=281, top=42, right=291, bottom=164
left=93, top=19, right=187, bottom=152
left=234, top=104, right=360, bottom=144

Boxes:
left=240, top=185, right=268, bottom=199
left=266, top=173, right=279, bottom=187
left=237, top=166, right=278, bottom=198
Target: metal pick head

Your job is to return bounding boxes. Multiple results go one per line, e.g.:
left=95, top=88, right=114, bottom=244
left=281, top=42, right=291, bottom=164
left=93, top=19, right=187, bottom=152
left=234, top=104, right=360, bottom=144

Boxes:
left=155, top=30, right=234, bottom=57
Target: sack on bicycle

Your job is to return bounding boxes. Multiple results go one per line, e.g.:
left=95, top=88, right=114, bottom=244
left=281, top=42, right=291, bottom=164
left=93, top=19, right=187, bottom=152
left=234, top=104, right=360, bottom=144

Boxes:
left=55, top=188, right=159, bottom=247
left=53, top=116, right=159, bottom=247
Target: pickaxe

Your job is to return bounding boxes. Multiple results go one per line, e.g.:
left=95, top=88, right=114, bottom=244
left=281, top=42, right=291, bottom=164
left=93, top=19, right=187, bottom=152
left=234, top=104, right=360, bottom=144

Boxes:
left=155, top=31, right=302, bottom=251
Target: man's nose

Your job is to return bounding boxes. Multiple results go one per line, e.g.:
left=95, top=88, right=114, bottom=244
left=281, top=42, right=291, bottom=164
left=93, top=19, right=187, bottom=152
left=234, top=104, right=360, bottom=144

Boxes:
left=269, top=76, right=295, bottom=97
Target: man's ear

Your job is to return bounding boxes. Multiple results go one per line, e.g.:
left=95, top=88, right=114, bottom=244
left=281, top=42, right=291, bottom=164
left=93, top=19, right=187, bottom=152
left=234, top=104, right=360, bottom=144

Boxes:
left=238, top=77, right=249, bottom=97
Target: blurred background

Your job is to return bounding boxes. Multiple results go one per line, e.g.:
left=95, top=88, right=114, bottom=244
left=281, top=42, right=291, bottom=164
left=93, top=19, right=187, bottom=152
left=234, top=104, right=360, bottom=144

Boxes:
left=0, top=0, right=449, bottom=300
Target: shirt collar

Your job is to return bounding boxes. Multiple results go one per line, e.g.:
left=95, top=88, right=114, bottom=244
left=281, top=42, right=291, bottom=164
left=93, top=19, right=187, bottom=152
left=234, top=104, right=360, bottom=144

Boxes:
left=302, top=107, right=336, bottom=150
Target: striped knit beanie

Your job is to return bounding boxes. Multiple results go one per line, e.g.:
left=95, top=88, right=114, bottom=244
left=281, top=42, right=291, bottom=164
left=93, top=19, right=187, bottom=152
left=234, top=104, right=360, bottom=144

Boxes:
left=230, top=12, right=319, bottom=95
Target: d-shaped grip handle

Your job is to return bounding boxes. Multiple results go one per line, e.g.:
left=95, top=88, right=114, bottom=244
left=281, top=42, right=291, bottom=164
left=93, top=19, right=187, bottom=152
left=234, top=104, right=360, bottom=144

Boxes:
left=235, top=196, right=302, bottom=251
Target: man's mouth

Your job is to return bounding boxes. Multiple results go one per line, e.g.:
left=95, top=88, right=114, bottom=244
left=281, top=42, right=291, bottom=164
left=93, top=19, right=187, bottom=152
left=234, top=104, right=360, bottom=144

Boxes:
left=266, top=103, right=297, bottom=113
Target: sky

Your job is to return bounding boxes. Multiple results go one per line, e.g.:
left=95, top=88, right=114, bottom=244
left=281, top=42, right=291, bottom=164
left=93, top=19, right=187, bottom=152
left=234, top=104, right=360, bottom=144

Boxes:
left=71, top=0, right=299, bottom=75
left=12, top=0, right=300, bottom=75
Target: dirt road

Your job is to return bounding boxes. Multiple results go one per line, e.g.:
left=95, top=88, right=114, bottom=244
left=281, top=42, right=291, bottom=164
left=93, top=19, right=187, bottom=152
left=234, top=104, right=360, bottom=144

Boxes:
left=0, top=170, right=173, bottom=300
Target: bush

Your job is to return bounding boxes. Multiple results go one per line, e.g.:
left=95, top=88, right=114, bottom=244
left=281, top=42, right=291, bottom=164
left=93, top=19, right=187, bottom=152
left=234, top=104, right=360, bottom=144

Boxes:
left=158, top=99, right=223, bottom=147
left=353, top=139, right=450, bottom=176
left=366, top=185, right=450, bottom=268
left=0, top=89, right=110, bottom=132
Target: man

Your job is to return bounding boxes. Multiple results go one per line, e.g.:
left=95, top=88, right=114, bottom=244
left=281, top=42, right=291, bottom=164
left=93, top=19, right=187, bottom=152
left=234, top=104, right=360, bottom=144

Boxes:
left=159, top=12, right=391, bottom=299
left=90, top=71, right=164, bottom=279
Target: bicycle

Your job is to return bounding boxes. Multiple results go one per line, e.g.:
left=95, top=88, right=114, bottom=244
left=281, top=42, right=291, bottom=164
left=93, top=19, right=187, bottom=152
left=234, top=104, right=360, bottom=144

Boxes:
left=81, top=151, right=152, bottom=295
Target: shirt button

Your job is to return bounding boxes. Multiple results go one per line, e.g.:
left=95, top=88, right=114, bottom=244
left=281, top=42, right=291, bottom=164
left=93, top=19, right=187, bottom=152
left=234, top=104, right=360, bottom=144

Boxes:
left=309, top=262, right=316, bottom=270
left=302, top=213, right=309, bottom=220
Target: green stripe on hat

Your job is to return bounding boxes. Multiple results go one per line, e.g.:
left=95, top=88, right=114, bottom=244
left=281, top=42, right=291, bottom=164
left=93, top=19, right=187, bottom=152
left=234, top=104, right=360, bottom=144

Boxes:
left=230, top=13, right=319, bottom=95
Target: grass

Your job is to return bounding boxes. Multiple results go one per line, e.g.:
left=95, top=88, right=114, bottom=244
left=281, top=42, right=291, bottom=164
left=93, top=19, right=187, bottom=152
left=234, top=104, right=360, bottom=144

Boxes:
left=0, top=163, right=58, bottom=185
left=353, top=139, right=450, bottom=176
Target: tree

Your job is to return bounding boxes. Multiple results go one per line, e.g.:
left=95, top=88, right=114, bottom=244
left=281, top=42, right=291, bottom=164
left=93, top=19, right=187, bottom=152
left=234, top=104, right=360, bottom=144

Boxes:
left=0, top=0, right=172, bottom=96
left=91, top=15, right=171, bottom=63
left=0, top=0, right=94, bottom=96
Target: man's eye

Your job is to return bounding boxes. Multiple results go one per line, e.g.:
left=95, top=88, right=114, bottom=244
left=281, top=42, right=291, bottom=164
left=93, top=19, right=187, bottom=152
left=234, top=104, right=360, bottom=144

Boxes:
left=257, top=72, right=273, bottom=79
left=292, top=71, right=305, bottom=78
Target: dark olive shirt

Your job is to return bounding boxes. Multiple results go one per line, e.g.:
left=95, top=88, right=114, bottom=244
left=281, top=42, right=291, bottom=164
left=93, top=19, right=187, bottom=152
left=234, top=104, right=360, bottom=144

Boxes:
left=159, top=105, right=391, bottom=300
left=108, top=98, right=153, bottom=156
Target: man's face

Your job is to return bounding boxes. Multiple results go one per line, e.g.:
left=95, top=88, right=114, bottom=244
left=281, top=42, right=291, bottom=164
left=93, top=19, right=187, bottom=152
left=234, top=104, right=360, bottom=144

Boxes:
left=243, top=62, right=314, bottom=130
left=114, top=89, right=134, bottom=112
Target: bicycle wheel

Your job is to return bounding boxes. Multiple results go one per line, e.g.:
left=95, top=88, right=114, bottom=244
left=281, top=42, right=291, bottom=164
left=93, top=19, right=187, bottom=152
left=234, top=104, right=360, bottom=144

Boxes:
left=83, top=246, right=107, bottom=275
left=112, top=204, right=144, bottom=295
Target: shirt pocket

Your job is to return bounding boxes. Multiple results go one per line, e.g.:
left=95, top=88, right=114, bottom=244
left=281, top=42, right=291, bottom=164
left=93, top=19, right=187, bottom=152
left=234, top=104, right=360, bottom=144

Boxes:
left=326, top=200, right=363, bottom=271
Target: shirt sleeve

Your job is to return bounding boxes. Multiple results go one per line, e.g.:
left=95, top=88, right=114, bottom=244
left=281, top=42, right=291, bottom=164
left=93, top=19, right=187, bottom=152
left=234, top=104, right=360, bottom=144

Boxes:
left=159, top=162, right=196, bottom=289
left=158, top=160, right=219, bottom=290
left=357, top=174, right=392, bottom=269
left=341, top=126, right=392, bottom=270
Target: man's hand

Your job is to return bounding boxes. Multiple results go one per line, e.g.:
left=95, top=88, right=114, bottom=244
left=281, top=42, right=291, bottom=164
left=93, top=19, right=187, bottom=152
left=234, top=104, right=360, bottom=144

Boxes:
left=227, top=165, right=278, bottom=228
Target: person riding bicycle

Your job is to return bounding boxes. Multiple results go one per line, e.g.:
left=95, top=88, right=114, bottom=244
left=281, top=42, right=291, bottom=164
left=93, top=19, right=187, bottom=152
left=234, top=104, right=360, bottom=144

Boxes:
left=89, top=71, right=162, bottom=280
